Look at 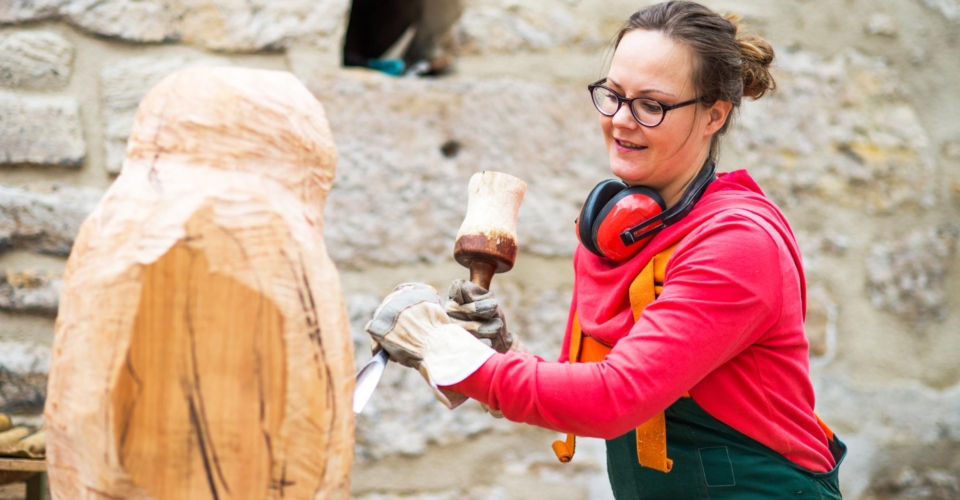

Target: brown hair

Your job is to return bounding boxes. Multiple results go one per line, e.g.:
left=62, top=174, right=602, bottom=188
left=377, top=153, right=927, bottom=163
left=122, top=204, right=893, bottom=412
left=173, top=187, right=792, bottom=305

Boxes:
left=615, top=1, right=776, bottom=159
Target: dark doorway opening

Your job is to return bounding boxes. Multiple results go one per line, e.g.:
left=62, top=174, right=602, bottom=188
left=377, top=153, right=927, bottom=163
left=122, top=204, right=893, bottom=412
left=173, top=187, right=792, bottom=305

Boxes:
left=342, top=0, right=463, bottom=76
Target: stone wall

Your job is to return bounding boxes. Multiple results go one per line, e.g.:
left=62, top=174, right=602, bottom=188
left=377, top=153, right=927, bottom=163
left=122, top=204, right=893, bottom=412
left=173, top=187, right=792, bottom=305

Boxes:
left=1, top=0, right=959, bottom=499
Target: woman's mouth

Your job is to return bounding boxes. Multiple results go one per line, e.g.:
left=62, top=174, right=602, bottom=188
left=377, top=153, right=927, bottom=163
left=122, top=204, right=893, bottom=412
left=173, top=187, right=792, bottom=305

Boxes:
left=615, top=139, right=647, bottom=152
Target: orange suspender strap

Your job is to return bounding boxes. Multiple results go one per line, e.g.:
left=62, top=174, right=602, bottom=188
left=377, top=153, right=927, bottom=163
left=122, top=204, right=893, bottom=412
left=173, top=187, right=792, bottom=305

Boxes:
left=552, top=243, right=679, bottom=470
left=628, top=243, right=678, bottom=474
left=551, top=313, right=583, bottom=463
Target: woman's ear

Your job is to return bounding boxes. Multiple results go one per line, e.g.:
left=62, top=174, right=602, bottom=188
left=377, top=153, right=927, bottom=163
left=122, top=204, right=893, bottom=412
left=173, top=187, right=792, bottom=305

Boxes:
left=704, top=100, right=733, bottom=136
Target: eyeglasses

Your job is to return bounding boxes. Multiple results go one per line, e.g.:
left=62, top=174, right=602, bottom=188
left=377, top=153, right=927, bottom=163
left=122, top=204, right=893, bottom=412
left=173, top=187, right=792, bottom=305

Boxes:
left=588, top=79, right=703, bottom=127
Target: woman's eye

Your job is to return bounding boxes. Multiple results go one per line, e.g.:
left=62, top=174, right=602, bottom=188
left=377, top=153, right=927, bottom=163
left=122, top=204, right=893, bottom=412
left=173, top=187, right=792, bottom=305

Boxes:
left=639, top=100, right=662, bottom=113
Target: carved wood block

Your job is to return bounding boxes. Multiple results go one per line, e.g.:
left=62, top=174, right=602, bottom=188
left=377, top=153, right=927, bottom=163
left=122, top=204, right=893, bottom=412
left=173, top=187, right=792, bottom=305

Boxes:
left=44, top=67, right=354, bottom=499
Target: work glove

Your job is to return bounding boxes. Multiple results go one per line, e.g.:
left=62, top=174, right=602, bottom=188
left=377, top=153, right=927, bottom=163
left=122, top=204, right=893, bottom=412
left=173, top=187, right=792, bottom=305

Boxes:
left=365, top=283, right=495, bottom=409
left=445, top=279, right=525, bottom=354
left=445, top=280, right=528, bottom=418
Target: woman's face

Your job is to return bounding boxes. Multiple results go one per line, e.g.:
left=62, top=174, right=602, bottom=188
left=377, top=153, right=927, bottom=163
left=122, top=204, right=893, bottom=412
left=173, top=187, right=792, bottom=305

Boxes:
left=600, top=29, right=728, bottom=206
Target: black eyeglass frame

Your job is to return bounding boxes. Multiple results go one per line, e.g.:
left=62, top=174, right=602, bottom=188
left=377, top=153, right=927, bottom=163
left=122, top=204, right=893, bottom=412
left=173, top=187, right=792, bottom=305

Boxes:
left=588, top=78, right=704, bottom=127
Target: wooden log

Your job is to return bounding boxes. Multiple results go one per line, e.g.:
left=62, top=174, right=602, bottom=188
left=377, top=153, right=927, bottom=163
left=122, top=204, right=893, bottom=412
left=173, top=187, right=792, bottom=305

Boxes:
left=44, top=67, right=354, bottom=499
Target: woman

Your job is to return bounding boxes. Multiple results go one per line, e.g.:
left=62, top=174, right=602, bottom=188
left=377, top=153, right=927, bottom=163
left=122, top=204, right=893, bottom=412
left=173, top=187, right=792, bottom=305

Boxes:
left=364, top=2, right=846, bottom=498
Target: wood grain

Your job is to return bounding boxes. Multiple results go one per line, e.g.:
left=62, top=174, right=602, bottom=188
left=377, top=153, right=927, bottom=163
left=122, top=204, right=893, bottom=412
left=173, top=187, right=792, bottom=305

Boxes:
left=44, top=67, right=354, bottom=500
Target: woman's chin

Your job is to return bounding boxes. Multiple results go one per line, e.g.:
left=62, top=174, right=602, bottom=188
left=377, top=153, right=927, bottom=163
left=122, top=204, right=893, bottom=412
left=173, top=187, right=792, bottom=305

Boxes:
left=608, top=160, right=648, bottom=186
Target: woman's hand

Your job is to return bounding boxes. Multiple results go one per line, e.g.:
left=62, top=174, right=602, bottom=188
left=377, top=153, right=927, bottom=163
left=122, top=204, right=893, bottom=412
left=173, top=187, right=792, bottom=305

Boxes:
left=364, top=283, right=495, bottom=408
left=445, top=279, right=517, bottom=353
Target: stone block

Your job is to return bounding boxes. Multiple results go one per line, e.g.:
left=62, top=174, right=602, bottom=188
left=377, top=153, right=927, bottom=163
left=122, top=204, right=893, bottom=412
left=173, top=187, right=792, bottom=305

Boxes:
left=0, top=368, right=46, bottom=414
left=804, top=285, right=837, bottom=360
left=871, top=467, right=960, bottom=500
left=732, top=49, right=937, bottom=212
left=0, top=31, right=74, bottom=90
left=0, top=93, right=84, bottom=166
left=0, top=269, right=62, bottom=316
left=922, top=0, right=960, bottom=21
left=0, top=0, right=63, bottom=24
left=56, top=0, right=348, bottom=51
left=866, top=225, right=959, bottom=324
left=456, top=0, right=604, bottom=54
left=312, top=71, right=605, bottom=267
left=0, top=184, right=102, bottom=256
left=100, top=56, right=231, bottom=173
left=0, top=341, right=50, bottom=414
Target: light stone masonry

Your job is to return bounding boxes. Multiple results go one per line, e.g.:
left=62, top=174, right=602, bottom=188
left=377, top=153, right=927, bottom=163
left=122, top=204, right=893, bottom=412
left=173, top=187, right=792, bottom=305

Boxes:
left=0, top=184, right=102, bottom=256
left=732, top=49, right=937, bottom=213
left=3, top=0, right=349, bottom=52
left=0, top=31, right=74, bottom=90
left=456, top=1, right=604, bottom=54
left=0, top=269, right=62, bottom=316
left=0, top=0, right=63, bottom=24
left=866, top=224, right=959, bottom=324
left=0, top=92, right=85, bottom=166
left=922, top=0, right=960, bottom=21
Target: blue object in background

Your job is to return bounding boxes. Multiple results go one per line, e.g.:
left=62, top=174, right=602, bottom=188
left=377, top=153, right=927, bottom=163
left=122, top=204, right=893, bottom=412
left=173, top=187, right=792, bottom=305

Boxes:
left=368, top=58, right=406, bottom=76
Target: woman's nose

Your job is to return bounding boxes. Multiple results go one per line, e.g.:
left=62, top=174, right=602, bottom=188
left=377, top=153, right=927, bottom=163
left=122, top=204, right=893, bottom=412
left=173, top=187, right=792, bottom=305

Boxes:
left=611, top=102, right=638, bottom=129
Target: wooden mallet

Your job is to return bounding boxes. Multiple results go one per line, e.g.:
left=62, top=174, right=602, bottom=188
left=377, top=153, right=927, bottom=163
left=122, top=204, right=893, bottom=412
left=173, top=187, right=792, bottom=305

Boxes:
left=453, top=171, right=527, bottom=290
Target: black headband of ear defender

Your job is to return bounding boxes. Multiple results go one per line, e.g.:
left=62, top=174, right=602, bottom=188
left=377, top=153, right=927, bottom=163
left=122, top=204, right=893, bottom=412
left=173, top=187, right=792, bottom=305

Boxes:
left=618, top=161, right=717, bottom=246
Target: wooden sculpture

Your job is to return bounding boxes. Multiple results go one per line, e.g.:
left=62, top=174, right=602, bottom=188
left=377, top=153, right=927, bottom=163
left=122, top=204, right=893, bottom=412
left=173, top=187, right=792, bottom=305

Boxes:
left=453, top=172, right=527, bottom=290
left=44, top=67, right=354, bottom=499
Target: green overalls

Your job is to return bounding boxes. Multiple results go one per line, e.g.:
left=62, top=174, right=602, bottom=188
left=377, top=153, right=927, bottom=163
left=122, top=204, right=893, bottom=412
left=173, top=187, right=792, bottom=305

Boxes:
left=606, top=398, right=846, bottom=499
left=556, top=244, right=847, bottom=499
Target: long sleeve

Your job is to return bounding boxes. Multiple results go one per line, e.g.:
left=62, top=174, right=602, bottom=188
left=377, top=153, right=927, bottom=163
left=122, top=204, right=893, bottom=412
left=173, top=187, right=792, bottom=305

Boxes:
left=447, top=212, right=784, bottom=439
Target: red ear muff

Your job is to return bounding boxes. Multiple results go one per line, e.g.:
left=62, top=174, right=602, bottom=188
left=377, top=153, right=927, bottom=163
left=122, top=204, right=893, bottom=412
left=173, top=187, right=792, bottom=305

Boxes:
left=576, top=162, right=716, bottom=261
left=592, top=187, right=664, bottom=261
left=576, top=182, right=665, bottom=261
left=577, top=180, right=627, bottom=257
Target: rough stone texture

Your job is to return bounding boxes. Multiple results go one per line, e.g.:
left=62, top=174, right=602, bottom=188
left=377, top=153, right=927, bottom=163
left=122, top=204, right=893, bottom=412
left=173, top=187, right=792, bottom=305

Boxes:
left=0, top=339, right=50, bottom=416
left=865, top=13, right=899, bottom=37
left=0, top=0, right=63, bottom=24
left=313, top=71, right=604, bottom=268
left=0, top=93, right=84, bottom=166
left=0, top=184, right=102, bottom=256
left=732, top=49, right=937, bottom=213
left=805, top=285, right=837, bottom=360
left=0, top=269, right=62, bottom=316
left=2, top=0, right=349, bottom=52
left=0, top=367, right=47, bottom=415
left=455, top=0, right=604, bottom=55
left=866, top=225, right=959, bottom=324
left=922, top=0, right=960, bottom=21
left=814, top=375, right=960, bottom=499
left=870, top=467, right=960, bottom=499
left=100, top=56, right=231, bottom=173
left=0, top=31, right=73, bottom=90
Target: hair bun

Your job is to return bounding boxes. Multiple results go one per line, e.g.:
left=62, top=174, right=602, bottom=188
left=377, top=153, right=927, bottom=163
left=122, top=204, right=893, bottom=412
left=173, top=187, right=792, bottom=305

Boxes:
left=724, top=13, right=776, bottom=100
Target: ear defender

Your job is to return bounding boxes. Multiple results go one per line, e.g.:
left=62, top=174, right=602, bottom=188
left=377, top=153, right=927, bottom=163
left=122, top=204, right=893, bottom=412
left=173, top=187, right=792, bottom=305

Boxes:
left=576, top=181, right=665, bottom=261
left=576, top=162, right=717, bottom=261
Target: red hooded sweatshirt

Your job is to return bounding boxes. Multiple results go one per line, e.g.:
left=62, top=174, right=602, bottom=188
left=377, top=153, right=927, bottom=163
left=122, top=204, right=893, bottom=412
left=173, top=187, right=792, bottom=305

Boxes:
left=446, top=170, right=837, bottom=473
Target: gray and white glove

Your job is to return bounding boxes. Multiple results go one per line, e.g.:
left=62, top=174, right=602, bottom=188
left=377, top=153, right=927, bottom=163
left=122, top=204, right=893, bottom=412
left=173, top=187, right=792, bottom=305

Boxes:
left=445, top=279, right=525, bottom=354
left=365, top=283, right=495, bottom=409
left=445, top=280, right=529, bottom=418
